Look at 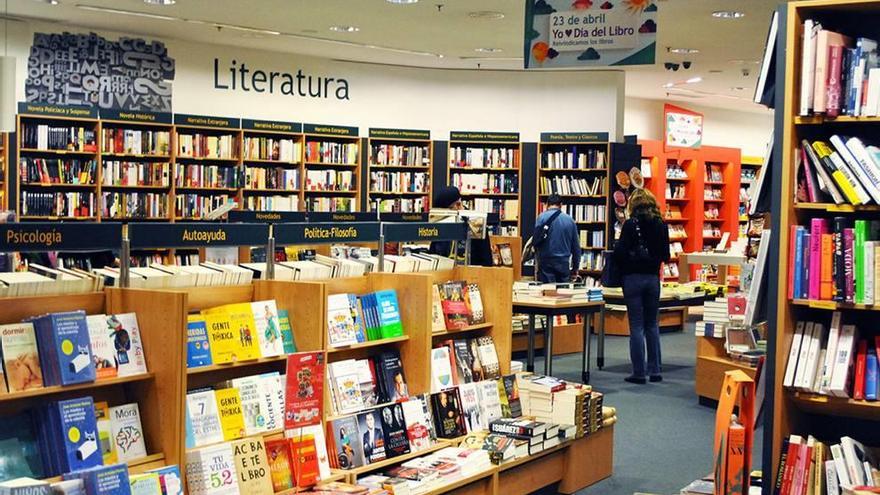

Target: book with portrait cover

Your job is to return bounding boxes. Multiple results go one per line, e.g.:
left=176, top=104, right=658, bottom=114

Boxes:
left=430, top=388, right=465, bottom=439
left=375, top=349, right=408, bottom=402
left=379, top=403, right=411, bottom=458
left=251, top=300, right=284, bottom=358
left=284, top=352, right=324, bottom=429
left=356, top=410, right=386, bottom=464
left=327, top=415, right=365, bottom=469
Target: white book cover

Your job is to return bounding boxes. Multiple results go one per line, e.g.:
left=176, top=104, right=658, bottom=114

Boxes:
left=830, top=443, right=852, bottom=488
left=0, top=322, right=43, bottom=392
left=329, top=359, right=364, bottom=414
left=430, top=347, right=454, bottom=393
left=457, top=382, right=482, bottom=434
left=864, top=68, right=880, bottom=117
left=800, top=20, right=819, bottom=116
left=825, top=459, right=840, bottom=495
left=784, top=321, right=806, bottom=388
left=106, top=313, right=148, bottom=376
left=819, top=312, right=842, bottom=394
left=326, top=293, right=359, bottom=347
left=799, top=322, right=824, bottom=391
left=86, top=314, right=118, bottom=380
left=286, top=424, right=331, bottom=480
left=250, top=300, right=284, bottom=358
left=186, top=390, right=225, bottom=447
left=811, top=349, right=826, bottom=393
left=185, top=443, right=240, bottom=495
left=109, top=402, right=148, bottom=462
left=230, top=375, right=269, bottom=436
left=477, top=379, right=504, bottom=426
left=400, top=396, right=434, bottom=451
left=837, top=136, right=880, bottom=204
left=828, top=324, right=858, bottom=397
left=829, top=151, right=872, bottom=204
left=866, top=241, right=877, bottom=305
left=841, top=436, right=867, bottom=486
left=795, top=322, right=816, bottom=389
left=257, top=373, right=284, bottom=432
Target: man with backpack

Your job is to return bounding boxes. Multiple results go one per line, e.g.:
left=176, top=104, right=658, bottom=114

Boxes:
left=533, top=194, right=581, bottom=282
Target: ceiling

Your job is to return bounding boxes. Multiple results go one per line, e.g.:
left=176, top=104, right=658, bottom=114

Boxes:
left=3, top=0, right=781, bottom=113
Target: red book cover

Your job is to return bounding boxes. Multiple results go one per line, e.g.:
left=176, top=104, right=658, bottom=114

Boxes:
left=789, top=225, right=798, bottom=300
left=725, top=423, right=746, bottom=495
left=284, top=352, right=325, bottom=429
left=827, top=44, right=844, bottom=117
left=781, top=437, right=801, bottom=495
left=265, top=438, right=295, bottom=492
left=820, top=234, right=835, bottom=300
left=290, top=436, right=320, bottom=488
left=854, top=340, right=868, bottom=400
left=728, top=294, right=747, bottom=317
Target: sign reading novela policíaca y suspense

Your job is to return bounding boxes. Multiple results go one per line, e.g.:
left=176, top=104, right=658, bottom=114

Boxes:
left=523, top=0, right=657, bottom=68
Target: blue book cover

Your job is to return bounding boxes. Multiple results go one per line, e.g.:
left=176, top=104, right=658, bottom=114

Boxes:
left=65, top=463, right=131, bottom=495
left=347, top=294, right=366, bottom=343
left=375, top=290, right=404, bottom=338
left=366, top=293, right=381, bottom=340
left=802, top=233, right=811, bottom=299
left=55, top=397, right=102, bottom=473
left=30, top=315, right=60, bottom=387
left=185, top=316, right=212, bottom=369
left=147, top=465, right=183, bottom=495
left=866, top=351, right=878, bottom=401
left=794, top=227, right=805, bottom=299
left=360, top=294, right=376, bottom=340
left=47, top=311, right=96, bottom=386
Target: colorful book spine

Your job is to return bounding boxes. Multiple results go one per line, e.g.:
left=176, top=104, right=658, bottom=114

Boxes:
left=809, top=218, right=828, bottom=299
left=855, top=220, right=867, bottom=303
left=844, top=228, right=855, bottom=303
left=833, top=217, right=847, bottom=302
left=802, top=233, right=811, bottom=299
left=866, top=351, right=878, bottom=401
left=794, top=227, right=805, bottom=299
left=854, top=340, right=868, bottom=400
left=821, top=233, right=834, bottom=300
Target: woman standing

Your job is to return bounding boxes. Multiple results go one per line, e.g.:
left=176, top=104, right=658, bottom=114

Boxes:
left=612, top=189, right=670, bottom=384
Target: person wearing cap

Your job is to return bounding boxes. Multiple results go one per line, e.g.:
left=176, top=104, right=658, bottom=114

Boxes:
left=428, top=186, right=493, bottom=266
left=533, top=194, right=581, bottom=283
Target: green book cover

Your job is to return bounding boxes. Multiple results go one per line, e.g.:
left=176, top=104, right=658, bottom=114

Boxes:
left=277, top=310, right=296, bottom=354
left=855, top=220, right=866, bottom=303
left=375, top=290, right=404, bottom=339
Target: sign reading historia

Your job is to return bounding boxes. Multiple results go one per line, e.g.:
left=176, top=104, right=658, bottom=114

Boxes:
left=26, top=32, right=176, bottom=111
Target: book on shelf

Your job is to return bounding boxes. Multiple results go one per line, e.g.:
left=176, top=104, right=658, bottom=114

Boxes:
left=0, top=322, right=44, bottom=392
left=40, top=397, right=103, bottom=476
left=20, top=123, right=97, bottom=152
left=542, top=148, right=606, bottom=169
left=265, top=438, right=294, bottom=491
left=102, top=161, right=170, bottom=187
left=28, top=311, right=96, bottom=387
left=306, top=197, right=354, bottom=213
left=305, top=170, right=355, bottom=191
left=177, top=133, right=238, bottom=159
left=230, top=437, right=274, bottom=495
left=185, top=442, right=240, bottom=495
left=774, top=434, right=878, bottom=495
left=108, top=402, right=148, bottom=462
left=63, top=463, right=130, bottom=495
left=244, top=136, right=301, bottom=162
left=186, top=315, right=213, bottom=369
left=430, top=388, right=465, bottom=439
left=20, top=191, right=95, bottom=218
left=452, top=172, right=518, bottom=195
left=214, top=387, right=247, bottom=442
left=379, top=403, right=411, bottom=458
left=244, top=195, right=299, bottom=212
left=327, top=289, right=403, bottom=347
left=539, top=175, right=605, bottom=196
left=129, top=472, right=162, bottom=495
left=186, top=389, right=224, bottom=449
left=101, top=128, right=170, bottom=156
left=371, top=171, right=429, bottom=194
left=370, top=144, right=429, bottom=167
left=284, top=352, right=324, bottom=430
left=305, top=141, right=358, bottom=164
left=94, top=401, right=116, bottom=465
left=19, top=157, right=97, bottom=185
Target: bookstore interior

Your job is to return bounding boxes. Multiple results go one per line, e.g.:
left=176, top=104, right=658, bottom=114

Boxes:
left=0, top=0, right=879, bottom=495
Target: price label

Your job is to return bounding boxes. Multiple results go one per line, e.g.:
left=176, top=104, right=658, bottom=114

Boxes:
left=807, top=300, right=837, bottom=310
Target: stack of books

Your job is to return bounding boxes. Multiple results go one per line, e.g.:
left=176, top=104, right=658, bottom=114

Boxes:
left=695, top=297, right=730, bottom=338
left=357, top=446, right=492, bottom=495
left=774, top=434, right=879, bottom=495
left=0, top=266, right=105, bottom=297
left=96, top=262, right=253, bottom=289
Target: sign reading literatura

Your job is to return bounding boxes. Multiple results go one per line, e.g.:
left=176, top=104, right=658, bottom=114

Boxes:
left=174, top=114, right=240, bottom=129
left=450, top=131, right=520, bottom=143
left=0, top=223, right=121, bottom=252
left=227, top=211, right=307, bottom=223
left=523, top=0, right=657, bottom=68
left=18, top=102, right=98, bottom=119
left=274, top=222, right=380, bottom=245
left=242, top=119, right=303, bottom=133
left=369, top=128, right=431, bottom=140
left=213, top=58, right=350, bottom=101
left=540, top=132, right=609, bottom=143
left=101, top=109, right=172, bottom=124
left=307, top=212, right=377, bottom=223
left=383, top=222, right=467, bottom=242
left=303, top=123, right=358, bottom=137
left=128, top=223, right=269, bottom=249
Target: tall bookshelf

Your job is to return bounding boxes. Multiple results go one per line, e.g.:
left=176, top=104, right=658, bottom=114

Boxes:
left=303, top=123, right=360, bottom=212
left=537, top=132, right=610, bottom=278
left=770, top=0, right=880, bottom=484
left=16, top=104, right=101, bottom=221
left=366, top=128, right=431, bottom=213
left=447, top=131, right=521, bottom=235
left=171, top=114, right=242, bottom=221
left=241, top=119, right=305, bottom=213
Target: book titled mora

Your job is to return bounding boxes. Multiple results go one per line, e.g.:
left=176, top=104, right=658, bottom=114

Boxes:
left=283, top=352, right=325, bottom=429
left=35, top=311, right=96, bottom=386
left=108, top=403, right=148, bottom=463
left=488, top=418, right=547, bottom=440
left=63, top=463, right=130, bottom=495
left=186, top=316, right=212, bottom=369
left=374, top=290, right=404, bottom=338
left=54, top=397, right=103, bottom=472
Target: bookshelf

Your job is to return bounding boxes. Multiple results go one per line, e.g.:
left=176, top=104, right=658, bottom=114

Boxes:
left=241, top=119, right=305, bottom=213
left=367, top=128, right=432, bottom=213
left=303, top=123, right=360, bottom=212
left=448, top=131, right=521, bottom=235
left=537, top=132, right=610, bottom=276
left=769, top=0, right=880, bottom=484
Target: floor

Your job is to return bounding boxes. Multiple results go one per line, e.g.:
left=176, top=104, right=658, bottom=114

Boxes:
left=515, top=327, right=764, bottom=495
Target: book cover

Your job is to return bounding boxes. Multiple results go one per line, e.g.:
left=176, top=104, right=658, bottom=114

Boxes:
left=109, top=402, right=148, bottom=462
left=186, top=315, right=212, bottom=369
left=357, top=410, right=386, bottom=464
left=64, top=463, right=131, bottom=495
left=844, top=227, right=855, bottom=303
left=457, top=382, right=482, bottom=434
left=43, top=311, right=96, bottom=386
left=854, top=220, right=868, bottom=303
left=202, top=311, right=239, bottom=365
left=378, top=403, right=410, bottom=458
left=400, top=396, right=434, bottom=451
left=451, top=339, right=475, bottom=385
left=496, top=379, right=511, bottom=418
left=129, top=473, right=161, bottom=495
left=430, top=347, right=454, bottom=393
left=327, top=294, right=359, bottom=347
left=477, top=379, right=504, bottom=426
left=488, top=418, right=546, bottom=440
left=440, top=282, right=470, bottom=330
left=464, top=284, right=486, bottom=325
left=264, top=439, right=293, bottom=492
left=376, top=350, right=408, bottom=403
left=0, top=322, right=44, bottom=392
left=348, top=294, right=367, bottom=343
left=184, top=443, right=240, bottom=495
left=231, top=438, right=274, bottom=495
left=229, top=375, right=268, bottom=436
left=809, top=218, right=828, bottom=300
left=106, top=313, right=147, bottom=377
left=501, top=375, right=522, bottom=418
left=258, top=373, right=284, bottom=432
left=802, top=232, right=811, bottom=299
left=430, top=388, right=465, bottom=439
left=476, top=336, right=501, bottom=380
left=146, top=465, right=183, bottom=495
left=214, top=388, right=246, bottom=442
left=277, top=310, right=297, bottom=354
left=854, top=340, right=868, bottom=400
left=430, top=285, right=446, bottom=333
left=374, top=290, right=404, bottom=339
left=284, top=352, right=324, bottom=429
left=821, top=233, right=834, bottom=300
left=794, top=226, right=805, bottom=298
left=327, top=415, right=365, bottom=469
left=86, top=315, right=118, bottom=380
left=251, top=300, right=285, bottom=358
left=185, top=390, right=224, bottom=447
left=832, top=217, right=847, bottom=302
left=287, top=424, right=331, bottom=480
left=289, top=435, right=320, bottom=487
left=866, top=350, right=878, bottom=400
left=55, top=397, right=102, bottom=472
left=93, top=401, right=117, bottom=465
left=223, top=303, right=261, bottom=362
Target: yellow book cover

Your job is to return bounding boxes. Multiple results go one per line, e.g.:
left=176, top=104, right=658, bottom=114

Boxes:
left=202, top=310, right=238, bottom=365
left=94, top=401, right=118, bottom=464
left=231, top=437, right=275, bottom=495
left=204, top=303, right=261, bottom=362
left=215, top=387, right=246, bottom=442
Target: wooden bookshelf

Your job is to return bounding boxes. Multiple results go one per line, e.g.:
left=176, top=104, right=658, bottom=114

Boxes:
left=303, top=123, right=360, bottom=212
left=447, top=131, right=521, bottom=235
left=367, top=128, right=432, bottom=213
left=695, top=335, right=757, bottom=401
left=241, top=119, right=305, bottom=214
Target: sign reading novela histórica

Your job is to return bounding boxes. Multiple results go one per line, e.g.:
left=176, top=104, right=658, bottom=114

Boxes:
left=25, top=32, right=175, bottom=112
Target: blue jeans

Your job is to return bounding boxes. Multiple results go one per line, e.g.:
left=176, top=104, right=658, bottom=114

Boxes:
left=537, top=257, right=571, bottom=283
left=622, top=273, right=662, bottom=377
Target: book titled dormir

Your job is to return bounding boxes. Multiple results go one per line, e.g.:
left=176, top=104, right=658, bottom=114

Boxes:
left=0, top=322, right=43, bottom=392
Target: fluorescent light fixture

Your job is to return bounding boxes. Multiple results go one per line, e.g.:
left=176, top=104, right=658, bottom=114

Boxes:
left=32, top=0, right=59, bottom=4
left=685, top=76, right=702, bottom=84
left=729, top=59, right=760, bottom=65
left=712, top=10, right=745, bottom=19
left=475, top=48, right=502, bottom=53
left=143, top=0, right=175, bottom=5
left=468, top=11, right=505, bottom=20
left=730, top=86, right=746, bottom=91
left=669, top=47, right=699, bottom=54
left=387, top=0, right=418, bottom=3
left=76, top=4, right=177, bottom=20
left=213, top=23, right=281, bottom=35
left=461, top=56, right=523, bottom=61
left=708, top=69, right=723, bottom=74
left=329, top=25, right=359, bottom=33
left=662, top=82, right=674, bottom=88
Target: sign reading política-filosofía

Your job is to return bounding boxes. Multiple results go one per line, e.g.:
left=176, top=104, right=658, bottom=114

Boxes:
left=524, top=0, right=657, bottom=68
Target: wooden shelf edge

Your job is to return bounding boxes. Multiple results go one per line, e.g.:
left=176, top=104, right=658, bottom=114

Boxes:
left=339, top=441, right=450, bottom=476
left=187, top=356, right=288, bottom=375
left=326, top=334, right=410, bottom=353
left=0, top=372, right=155, bottom=402
left=431, top=322, right=494, bottom=337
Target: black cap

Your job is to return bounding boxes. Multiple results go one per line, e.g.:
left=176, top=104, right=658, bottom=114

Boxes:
left=546, top=194, right=562, bottom=206
left=433, top=186, right=461, bottom=208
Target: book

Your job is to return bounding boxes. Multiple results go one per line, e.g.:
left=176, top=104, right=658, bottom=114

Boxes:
left=265, top=439, right=294, bottom=491
left=185, top=443, right=240, bottom=495
left=327, top=415, right=366, bottom=469
left=327, top=294, right=360, bottom=347
left=464, top=284, right=486, bottom=325
left=357, top=410, right=387, bottom=464
left=457, top=382, right=482, bottom=433
left=202, top=311, right=240, bottom=365
left=439, top=282, right=471, bottom=330
left=63, top=464, right=130, bottom=495
left=0, top=478, right=50, bottom=494
left=501, top=375, right=522, bottom=418
left=866, top=350, right=879, bottom=400
left=185, top=390, right=224, bottom=448
left=477, top=379, right=504, bottom=426
left=129, top=473, right=162, bottom=495
left=229, top=375, right=269, bottom=436
left=430, top=286, right=446, bottom=333
left=103, top=313, right=147, bottom=377
left=93, top=401, right=117, bottom=465
left=289, top=435, right=320, bottom=487
left=430, top=347, right=454, bottom=393
left=186, top=316, right=212, bottom=369
left=31, top=311, right=95, bottom=386
left=146, top=465, right=183, bottom=495
left=488, top=418, right=547, bottom=440
left=328, top=359, right=364, bottom=414
left=378, top=403, right=411, bottom=458
left=277, top=310, right=296, bottom=354
left=430, top=388, right=465, bottom=439
left=476, top=336, right=501, bottom=380
left=251, top=300, right=284, bottom=358
left=230, top=438, right=274, bottom=495
left=284, top=352, right=324, bottom=429
left=86, top=315, right=118, bottom=380
left=109, top=402, right=148, bottom=462
left=400, top=395, right=435, bottom=451
left=450, top=339, right=475, bottom=385
left=0, top=323, right=43, bottom=392
left=497, top=380, right=511, bottom=418
left=375, top=350, right=408, bottom=403
left=287, top=424, right=331, bottom=480
left=214, top=388, right=246, bottom=442
left=52, top=397, right=102, bottom=473
left=374, top=290, right=404, bottom=339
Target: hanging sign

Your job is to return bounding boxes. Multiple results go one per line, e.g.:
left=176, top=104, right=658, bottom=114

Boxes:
left=664, top=104, right=704, bottom=150
left=0, top=223, right=121, bottom=252
left=128, top=223, right=268, bottom=249
left=274, top=222, right=380, bottom=245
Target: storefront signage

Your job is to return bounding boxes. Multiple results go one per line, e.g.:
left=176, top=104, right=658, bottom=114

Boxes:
left=213, top=58, right=350, bottom=101
left=369, top=128, right=431, bottom=140
left=129, top=223, right=268, bottom=249
left=274, top=222, right=380, bottom=245
left=450, top=131, right=520, bottom=143
left=524, top=0, right=657, bottom=68
left=540, top=132, right=609, bottom=143
left=18, top=102, right=97, bottom=119
left=227, top=211, right=307, bottom=223
left=25, top=32, right=175, bottom=111
left=383, top=222, right=467, bottom=242
left=242, top=119, right=303, bottom=133
left=303, top=123, right=358, bottom=137
left=100, top=109, right=172, bottom=124
left=664, top=104, right=703, bottom=150
left=0, top=223, right=121, bottom=252
left=174, top=114, right=240, bottom=129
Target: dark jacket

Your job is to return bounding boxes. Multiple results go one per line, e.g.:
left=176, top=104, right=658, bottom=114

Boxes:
left=428, top=238, right=493, bottom=267
left=534, top=208, right=581, bottom=265
left=612, top=215, right=671, bottom=275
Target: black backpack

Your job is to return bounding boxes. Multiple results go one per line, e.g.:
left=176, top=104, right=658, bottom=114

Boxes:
left=532, top=210, right=562, bottom=249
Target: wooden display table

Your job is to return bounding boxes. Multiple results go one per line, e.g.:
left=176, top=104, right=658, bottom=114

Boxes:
left=695, top=335, right=756, bottom=401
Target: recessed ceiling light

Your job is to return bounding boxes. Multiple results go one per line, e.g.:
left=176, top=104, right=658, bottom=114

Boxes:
left=144, top=0, right=175, bottom=5
left=712, top=10, right=745, bottom=19
left=386, top=0, right=419, bottom=3
left=329, top=25, right=359, bottom=33
left=669, top=48, right=699, bottom=54
left=33, top=0, right=59, bottom=4
left=685, top=76, right=702, bottom=84
left=76, top=5, right=177, bottom=20
left=475, top=48, right=502, bottom=53
left=469, top=11, right=505, bottom=20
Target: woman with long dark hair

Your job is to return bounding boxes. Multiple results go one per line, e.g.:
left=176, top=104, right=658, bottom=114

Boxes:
left=612, top=189, right=670, bottom=384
